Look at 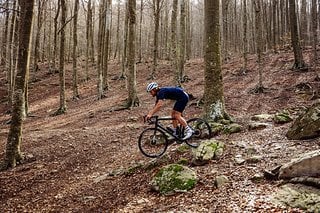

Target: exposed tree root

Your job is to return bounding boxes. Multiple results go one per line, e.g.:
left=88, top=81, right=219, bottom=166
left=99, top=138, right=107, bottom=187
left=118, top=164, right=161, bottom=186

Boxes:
left=52, top=107, right=67, bottom=116
left=249, top=85, right=268, bottom=94
left=292, top=62, right=309, bottom=72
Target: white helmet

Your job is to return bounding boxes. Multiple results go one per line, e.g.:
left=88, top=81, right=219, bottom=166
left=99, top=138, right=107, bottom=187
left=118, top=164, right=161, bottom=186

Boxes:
left=146, top=82, right=158, bottom=92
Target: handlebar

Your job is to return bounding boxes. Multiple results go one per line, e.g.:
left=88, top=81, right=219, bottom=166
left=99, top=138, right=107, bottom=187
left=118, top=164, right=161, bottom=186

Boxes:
left=143, top=115, right=158, bottom=124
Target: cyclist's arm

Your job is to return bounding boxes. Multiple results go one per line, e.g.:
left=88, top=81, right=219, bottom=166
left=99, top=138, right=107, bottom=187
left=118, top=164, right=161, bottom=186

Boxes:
left=147, top=100, right=164, bottom=118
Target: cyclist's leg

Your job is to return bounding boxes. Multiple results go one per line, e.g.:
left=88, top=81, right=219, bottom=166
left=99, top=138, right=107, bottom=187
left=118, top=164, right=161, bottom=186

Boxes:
left=172, top=110, right=187, bottom=128
left=172, top=98, right=188, bottom=128
left=171, top=110, right=179, bottom=129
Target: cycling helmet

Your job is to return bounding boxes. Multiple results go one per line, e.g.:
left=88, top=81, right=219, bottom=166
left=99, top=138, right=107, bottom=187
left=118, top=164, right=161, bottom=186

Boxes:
left=146, top=82, right=158, bottom=92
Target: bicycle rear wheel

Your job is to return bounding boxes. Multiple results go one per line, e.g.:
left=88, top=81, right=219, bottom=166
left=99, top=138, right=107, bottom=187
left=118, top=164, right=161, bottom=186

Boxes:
left=138, top=128, right=168, bottom=158
left=186, top=118, right=212, bottom=148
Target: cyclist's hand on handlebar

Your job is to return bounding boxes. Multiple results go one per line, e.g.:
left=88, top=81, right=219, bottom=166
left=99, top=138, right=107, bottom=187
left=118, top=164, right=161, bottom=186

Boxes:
left=143, top=114, right=151, bottom=123
left=145, top=114, right=152, bottom=122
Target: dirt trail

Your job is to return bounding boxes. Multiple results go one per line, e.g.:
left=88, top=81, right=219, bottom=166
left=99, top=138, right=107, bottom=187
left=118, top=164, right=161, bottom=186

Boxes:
left=0, top=52, right=319, bottom=212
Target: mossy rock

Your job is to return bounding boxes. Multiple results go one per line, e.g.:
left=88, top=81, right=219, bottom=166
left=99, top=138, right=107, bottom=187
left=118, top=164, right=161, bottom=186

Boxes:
left=192, top=139, right=225, bottom=164
left=151, top=164, right=197, bottom=195
left=224, top=123, right=243, bottom=134
left=274, top=111, right=293, bottom=124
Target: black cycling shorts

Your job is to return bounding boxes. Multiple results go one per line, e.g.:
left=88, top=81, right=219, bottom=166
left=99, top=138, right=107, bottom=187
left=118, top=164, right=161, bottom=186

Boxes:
left=173, top=92, right=189, bottom=113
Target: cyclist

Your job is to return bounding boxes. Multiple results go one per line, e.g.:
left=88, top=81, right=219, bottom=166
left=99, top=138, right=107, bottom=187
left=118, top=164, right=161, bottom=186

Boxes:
left=146, top=82, right=194, bottom=140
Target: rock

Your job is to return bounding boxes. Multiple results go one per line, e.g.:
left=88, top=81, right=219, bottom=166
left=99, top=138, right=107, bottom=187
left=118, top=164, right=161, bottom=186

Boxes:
left=191, top=139, right=225, bottom=165
left=245, top=146, right=258, bottom=155
left=150, top=164, right=197, bottom=195
left=224, top=123, right=243, bottom=134
left=272, top=184, right=320, bottom=212
left=273, top=111, right=293, bottom=124
left=250, top=173, right=264, bottom=182
left=279, top=150, right=320, bottom=179
left=251, top=114, right=274, bottom=122
left=286, top=102, right=320, bottom=140
left=248, top=122, right=271, bottom=130
left=214, top=175, right=229, bottom=188
left=246, top=155, right=263, bottom=164
left=234, top=155, right=246, bottom=165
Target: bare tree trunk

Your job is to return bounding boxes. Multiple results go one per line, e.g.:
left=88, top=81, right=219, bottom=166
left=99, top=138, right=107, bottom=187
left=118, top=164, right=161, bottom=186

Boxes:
left=97, top=0, right=106, bottom=99
left=151, top=0, right=163, bottom=79
left=2, top=0, right=34, bottom=170
left=103, top=0, right=112, bottom=91
left=53, top=2, right=60, bottom=72
left=300, top=0, right=308, bottom=47
left=127, top=0, right=139, bottom=108
left=289, top=0, right=307, bottom=70
left=272, top=0, right=278, bottom=53
left=186, top=0, right=192, bottom=61
left=72, top=0, right=80, bottom=99
left=221, top=0, right=230, bottom=62
left=113, top=0, right=121, bottom=61
left=138, top=0, right=143, bottom=63
left=311, top=0, right=318, bottom=66
left=242, top=0, right=248, bottom=72
left=203, top=0, right=228, bottom=121
left=55, top=0, right=67, bottom=114
left=7, top=0, right=18, bottom=110
left=33, top=0, right=46, bottom=73
left=254, top=0, right=265, bottom=93
left=177, top=0, right=186, bottom=84
left=170, top=0, right=178, bottom=75
left=85, top=0, right=92, bottom=81
left=90, top=2, right=95, bottom=63
left=120, top=0, right=129, bottom=80
left=1, top=0, right=10, bottom=66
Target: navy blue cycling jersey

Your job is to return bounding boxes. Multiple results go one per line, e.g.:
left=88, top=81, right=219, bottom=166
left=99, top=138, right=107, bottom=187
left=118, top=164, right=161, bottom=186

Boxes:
left=156, top=87, right=189, bottom=113
left=156, top=87, right=187, bottom=101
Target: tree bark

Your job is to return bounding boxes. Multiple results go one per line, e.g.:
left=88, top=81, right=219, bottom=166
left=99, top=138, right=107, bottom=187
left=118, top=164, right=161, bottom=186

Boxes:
left=254, top=0, right=265, bottom=93
left=170, top=0, right=178, bottom=81
left=72, top=0, right=79, bottom=99
left=203, top=0, right=227, bottom=121
left=2, top=0, right=34, bottom=170
left=1, top=0, right=10, bottom=66
left=151, top=0, right=163, bottom=79
left=311, top=0, right=318, bottom=65
left=242, top=0, right=248, bottom=72
left=289, top=0, right=306, bottom=70
left=177, top=0, right=186, bottom=84
left=97, top=0, right=106, bottom=99
left=127, top=0, right=139, bottom=107
left=55, top=0, right=67, bottom=114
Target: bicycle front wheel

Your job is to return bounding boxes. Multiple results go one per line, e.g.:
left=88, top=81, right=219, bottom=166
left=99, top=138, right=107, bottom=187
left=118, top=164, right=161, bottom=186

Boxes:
left=138, top=128, right=168, bottom=158
left=186, top=118, right=212, bottom=148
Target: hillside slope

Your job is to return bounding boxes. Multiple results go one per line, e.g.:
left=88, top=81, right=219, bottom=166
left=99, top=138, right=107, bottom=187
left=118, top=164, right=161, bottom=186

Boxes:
left=0, top=50, right=319, bottom=212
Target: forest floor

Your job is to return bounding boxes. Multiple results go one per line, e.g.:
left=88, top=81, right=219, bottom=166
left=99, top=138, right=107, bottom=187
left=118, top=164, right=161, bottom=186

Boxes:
left=0, top=49, right=320, bottom=212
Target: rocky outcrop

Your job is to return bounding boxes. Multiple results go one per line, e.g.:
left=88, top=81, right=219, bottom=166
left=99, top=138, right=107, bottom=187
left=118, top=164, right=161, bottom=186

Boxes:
left=273, top=184, right=320, bottom=212
left=286, top=102, right=320, bottom=140
left=279, top=150, right=320, bottom=179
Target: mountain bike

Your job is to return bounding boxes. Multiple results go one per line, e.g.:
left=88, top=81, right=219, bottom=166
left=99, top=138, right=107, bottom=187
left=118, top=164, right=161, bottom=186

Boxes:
left=138, top=116, right=212, bottom=158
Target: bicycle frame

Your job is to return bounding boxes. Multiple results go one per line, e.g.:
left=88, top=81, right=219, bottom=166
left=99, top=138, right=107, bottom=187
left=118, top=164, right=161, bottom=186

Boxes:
left=148, top=116, right=185, bottom=142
